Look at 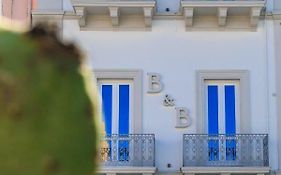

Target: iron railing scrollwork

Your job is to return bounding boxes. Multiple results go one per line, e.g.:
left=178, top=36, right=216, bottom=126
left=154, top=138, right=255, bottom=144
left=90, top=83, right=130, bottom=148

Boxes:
left=183, top=134, right=269, bottom=167
left=99, top=134, right=155, bottom=167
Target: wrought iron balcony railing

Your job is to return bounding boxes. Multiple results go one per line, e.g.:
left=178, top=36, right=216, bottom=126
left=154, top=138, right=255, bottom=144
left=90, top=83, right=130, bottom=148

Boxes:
left=99, top=134, right=155, bottom=167
left=183, top=134, right=269, bottom=167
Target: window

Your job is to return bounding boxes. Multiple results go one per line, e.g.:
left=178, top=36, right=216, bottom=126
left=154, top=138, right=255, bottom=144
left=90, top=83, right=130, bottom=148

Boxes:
left=95, top=70, right=142, bottom=163
left=99, top=80, right=133, bottom=135
left=196, top=70, right=251, bottom=134
left=205, top=80, right=240, bottom=135
left=196, top=70, right=250, bottom=163
left=205, top=80, right=240, bottom=161
left=95, top=69, right=143, bottom=134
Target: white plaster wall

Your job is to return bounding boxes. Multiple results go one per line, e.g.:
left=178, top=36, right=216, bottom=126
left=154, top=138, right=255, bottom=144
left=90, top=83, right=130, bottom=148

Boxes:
left=267, top=0, right=274, bottom=12
left=156, top=0, right=181, bottom=13
left=36, top=0, right=62, bottom=10
left=273, top=19, right=281, bottom=171
left=63, top=0, right=73, bottom=11
left=63, top=20, right=273, bottom=173
left=265, top=19, right=279, bottom=171
left=274, top=0, right=281, bottom=11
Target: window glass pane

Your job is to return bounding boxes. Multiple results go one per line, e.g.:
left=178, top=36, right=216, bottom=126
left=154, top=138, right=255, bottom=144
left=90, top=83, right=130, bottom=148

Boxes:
left=208, top=85, right=219, bottom=135
left=102, top=85, right=113, bottom=135
left=119, top=85, right=130, bottom=135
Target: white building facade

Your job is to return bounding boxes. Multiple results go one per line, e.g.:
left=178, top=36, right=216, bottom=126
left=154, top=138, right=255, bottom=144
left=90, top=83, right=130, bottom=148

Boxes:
left=31, top=0, right=281, bottom=175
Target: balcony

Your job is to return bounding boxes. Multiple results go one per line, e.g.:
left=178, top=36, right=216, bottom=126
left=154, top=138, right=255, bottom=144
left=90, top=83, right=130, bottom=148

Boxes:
left=181, top=0, right=266, bottom=29
left=181, top=134, right=270, bottom=175
left=70, top=0, right=156, bottom=29
left=98, top=134, right=157, bottom=175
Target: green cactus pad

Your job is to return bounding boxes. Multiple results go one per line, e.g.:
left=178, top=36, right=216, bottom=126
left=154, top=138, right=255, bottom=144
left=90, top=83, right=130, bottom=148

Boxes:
left=0, top=26, right=98, bottom=175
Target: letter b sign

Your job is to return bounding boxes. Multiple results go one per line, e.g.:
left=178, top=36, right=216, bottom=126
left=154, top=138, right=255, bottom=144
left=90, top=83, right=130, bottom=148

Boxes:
left=147, top=73, right=163, bottom=93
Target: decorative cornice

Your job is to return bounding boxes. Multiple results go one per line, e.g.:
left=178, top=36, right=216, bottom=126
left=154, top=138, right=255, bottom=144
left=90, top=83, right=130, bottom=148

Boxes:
left=32, top=10, right=64, bottom=16
left=70, top=0, right=156, bottom=28
left=31, top=10, right=64, bottom=33
left=181, top=0, right=266, bottom=28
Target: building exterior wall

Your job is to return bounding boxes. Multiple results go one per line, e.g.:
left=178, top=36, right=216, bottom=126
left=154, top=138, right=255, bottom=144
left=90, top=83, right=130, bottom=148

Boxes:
left=36, top=0, right=62, bottom=10
left=8, top=0, right=281, bottom=174
left=1, top=0, right=31, bottom=23
left=273, top=18, right=281, bottom=174
left=274, top=1, right=281, bottom=11
left=62, top=19, right=273, bottom=173
left=0, top=0, right=2, bottom=16
left=273, top=0, right=281, bottom=173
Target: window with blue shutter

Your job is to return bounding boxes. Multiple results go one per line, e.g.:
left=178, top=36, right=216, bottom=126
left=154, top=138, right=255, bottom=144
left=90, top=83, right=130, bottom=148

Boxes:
left=205, top=80, right=240, bottom=161
left=100, top=81, right=133, bottom=162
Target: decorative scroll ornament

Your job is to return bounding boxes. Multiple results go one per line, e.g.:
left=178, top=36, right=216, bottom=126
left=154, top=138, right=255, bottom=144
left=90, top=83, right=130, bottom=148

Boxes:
left=163, top=94, right=175, bottom=106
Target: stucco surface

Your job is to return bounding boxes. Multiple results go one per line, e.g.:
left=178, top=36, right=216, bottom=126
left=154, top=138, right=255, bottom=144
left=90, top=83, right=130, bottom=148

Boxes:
left=62, top=19, right=275, bottom=172
left=1, top=0, right=31, bottom=22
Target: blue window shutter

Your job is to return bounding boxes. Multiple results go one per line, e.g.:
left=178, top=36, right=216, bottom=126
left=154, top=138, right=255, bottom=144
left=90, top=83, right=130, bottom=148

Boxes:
left=102, top=85, right=113, bottom=135
left=208, top=85, right=219, bottom=135
left=225, top=85, right=236, bottom=160
left=208, top=85, right=219, bottom=161
left=225, top=85, right=236, bottom=135
left=119, top=85, right=130, bottom=135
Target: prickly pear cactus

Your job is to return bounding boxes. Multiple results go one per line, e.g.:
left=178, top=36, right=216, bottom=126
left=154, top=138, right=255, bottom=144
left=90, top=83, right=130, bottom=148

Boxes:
left=0, top=26, right=98, bottom=175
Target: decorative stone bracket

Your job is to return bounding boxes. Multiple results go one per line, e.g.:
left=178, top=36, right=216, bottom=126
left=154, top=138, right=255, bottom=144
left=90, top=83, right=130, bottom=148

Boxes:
left=217, top=7, right=228, bottom=26
left=74, top=7, right=86, bottom=27
left=183, top=7, right=193, bottom=27
left=143, top=7, right=153, bottom=27
left=250, top=7, right=263, bottom=27
left=108, top=7, right=119, bottom=26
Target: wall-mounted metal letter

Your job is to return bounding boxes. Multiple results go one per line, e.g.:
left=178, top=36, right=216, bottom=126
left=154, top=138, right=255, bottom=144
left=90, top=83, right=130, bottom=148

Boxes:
left=163, top=94, right=175, bottom=106
left=175, top=107, right=191, bottom=128
left=147, top=73, right=163, bottom=93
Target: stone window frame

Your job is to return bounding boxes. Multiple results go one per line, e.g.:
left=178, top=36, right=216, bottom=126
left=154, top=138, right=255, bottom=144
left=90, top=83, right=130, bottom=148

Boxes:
left=94, top=69, right=143, bottom=133
left=196, top=70, right=251, bottom=133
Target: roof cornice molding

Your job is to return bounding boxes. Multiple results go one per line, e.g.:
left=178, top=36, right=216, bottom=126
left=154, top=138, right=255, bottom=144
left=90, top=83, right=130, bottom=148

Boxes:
left=70, top=0, right=156, bottom=28
left=32, top=10, right=64, bottom=15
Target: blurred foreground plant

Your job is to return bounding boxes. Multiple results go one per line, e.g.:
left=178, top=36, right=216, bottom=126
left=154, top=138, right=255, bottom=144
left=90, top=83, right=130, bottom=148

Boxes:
left=0, top=25, right=99, bottom=175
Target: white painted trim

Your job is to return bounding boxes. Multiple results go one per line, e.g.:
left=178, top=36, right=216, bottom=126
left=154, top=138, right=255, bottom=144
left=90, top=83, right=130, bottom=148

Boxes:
left=218, top=85, right=225, bottom=134
left=181, top=1, right=265, bottom=8
left=181, top=166, right=270, bottom=174
left=112, top=84, right=118, bottom=134
left=196, top=70, right=251, bottom=133
left=94, top=69, right=143, bottom=133
left=32, top=10, right=65, bottom=15
left=235, top=84, right=241, bottom=133
left=97, top=166, right=157, bottom=174
left=129, top=83, right=134, bottom=134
